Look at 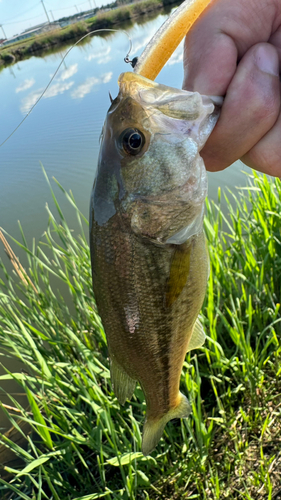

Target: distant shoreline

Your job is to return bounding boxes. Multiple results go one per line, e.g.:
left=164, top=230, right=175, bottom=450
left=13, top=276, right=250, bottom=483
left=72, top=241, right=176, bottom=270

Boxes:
left=0, top=0, right=182, bottom=68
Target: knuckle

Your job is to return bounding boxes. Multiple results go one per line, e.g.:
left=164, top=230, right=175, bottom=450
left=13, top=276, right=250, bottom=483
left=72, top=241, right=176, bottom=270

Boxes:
left=245, top=144, right=281, bottom=177
left=245, top=81, right=279, bottom=124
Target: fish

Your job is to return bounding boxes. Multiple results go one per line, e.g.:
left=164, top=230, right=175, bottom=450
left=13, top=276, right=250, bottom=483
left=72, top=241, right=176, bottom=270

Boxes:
left=90, top=71, right=221, bottom=455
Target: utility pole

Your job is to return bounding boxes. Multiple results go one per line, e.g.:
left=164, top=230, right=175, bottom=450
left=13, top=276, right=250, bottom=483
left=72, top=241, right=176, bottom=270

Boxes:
left=41, top=0, right=51, bottom=23
left=50, top=10, right=55, bottom=22
left=9, top=66, right=16, bottom=78
left=88, top=0, right=92, bottom=10
left=75, top=5, right=79, bottom=13
left=0, top=24, right=7, bottom=39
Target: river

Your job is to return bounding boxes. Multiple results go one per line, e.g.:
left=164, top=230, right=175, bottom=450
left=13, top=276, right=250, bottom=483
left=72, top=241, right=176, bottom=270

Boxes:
left=0, top=7, right=251, bottom=432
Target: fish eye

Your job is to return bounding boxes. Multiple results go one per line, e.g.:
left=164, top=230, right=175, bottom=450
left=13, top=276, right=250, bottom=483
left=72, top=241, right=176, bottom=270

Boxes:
left=120, top=128, right=145, bottom=156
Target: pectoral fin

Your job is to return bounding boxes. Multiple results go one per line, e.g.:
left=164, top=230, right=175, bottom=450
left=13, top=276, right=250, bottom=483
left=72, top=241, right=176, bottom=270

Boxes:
left=110, top=358, right=136, bottom=405
left=165, top=244, right=191, bottom=307
left=186, top=318, right=206, bottom=352
left=142, top=392, right=191, bottom=456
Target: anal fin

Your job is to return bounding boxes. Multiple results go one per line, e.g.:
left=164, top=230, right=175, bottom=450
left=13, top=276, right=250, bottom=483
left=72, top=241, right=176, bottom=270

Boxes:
left=110, top=358, right=136, bottom=405
left=142, top=392, right=191, bottom=456
left=186, top=318, right=206, bottom=353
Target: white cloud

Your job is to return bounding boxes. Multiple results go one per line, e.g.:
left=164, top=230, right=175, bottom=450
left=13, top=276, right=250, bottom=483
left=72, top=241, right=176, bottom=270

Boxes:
left=16, top=78, right=35, bottom=93
left=20, top=81, right=74, bottom=113
left=166, top=42, right=184, bottom=66
left=20, top=89, right=43, bottom=113
left=101, top=72, right=112, bottom=84
left=85, top=46, right=111, bottom=63
left=71, top=72, right=112, bottom=99
left=59, top=63, right=78, bottom=81
left=71, top=77, right=99, bottom=99
left=97, top=55, right=111, bottom=65
left=45, top=81, right=74, bottom=98
left=131, top=35, right=152, bottom=55
left=86, top=54, right=98, bottom=62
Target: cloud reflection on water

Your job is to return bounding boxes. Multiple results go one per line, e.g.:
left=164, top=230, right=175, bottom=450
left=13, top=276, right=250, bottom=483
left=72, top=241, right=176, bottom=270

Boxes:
left=85, top=46, right=111, bottom=64
left=16, top=78, right=35, bottom=93
left=166, top=41, right=184, bottom=66
left=45, top=81, right=74, bottom=98
left=60, top=63, right=78, bottom=81
left=20, top=69, right=112, bottom=112
left=20, top=81, right=74, bottom=113
left=71, top=72, right=113, bottom=99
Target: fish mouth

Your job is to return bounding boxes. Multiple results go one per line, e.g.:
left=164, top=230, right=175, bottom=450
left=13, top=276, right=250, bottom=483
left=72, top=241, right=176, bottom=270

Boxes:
left=208, top=95, right=224, bottom=106
left=192, top=94, right=223, bottom=151
left=207, top=95, right=224, bottom=121
left=202, top=94, right=224, bottom=117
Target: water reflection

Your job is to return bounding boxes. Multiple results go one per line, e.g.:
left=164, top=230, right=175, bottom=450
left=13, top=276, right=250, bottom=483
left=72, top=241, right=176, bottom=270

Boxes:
left=0, top=8, right=252, bottom=261
left=60, top=63, right=78, bottom=80
left=71, top=71, right=112, bottom=98
left=166, top=40, right=184, bottom=66
left=85, top=45, right=112, bottom=63
left=16, top=78, right=35, bottom=93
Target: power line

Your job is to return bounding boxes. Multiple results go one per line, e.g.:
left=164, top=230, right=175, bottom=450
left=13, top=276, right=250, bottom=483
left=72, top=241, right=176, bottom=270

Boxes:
left=45, top=0, right=89, bottom=6
left=3, top=15, right=43, bottom=27
left=0, top=0, right=96, bottom=37
left=1, top=2, right=41, bottom=24
left=1, top=2, right=89, bottom=27
left=51, top=1, right=90, bottom=12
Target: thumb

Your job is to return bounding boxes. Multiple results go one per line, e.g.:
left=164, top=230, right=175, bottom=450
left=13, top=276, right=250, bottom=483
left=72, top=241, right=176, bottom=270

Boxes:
left=200, top=43, right=280, bottom=172
left=183, top=32, right=237, bottom=95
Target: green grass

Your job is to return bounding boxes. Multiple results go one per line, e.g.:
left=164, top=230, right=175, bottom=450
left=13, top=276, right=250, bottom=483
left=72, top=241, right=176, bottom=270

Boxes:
left=0, top=170, right=280, bottom=499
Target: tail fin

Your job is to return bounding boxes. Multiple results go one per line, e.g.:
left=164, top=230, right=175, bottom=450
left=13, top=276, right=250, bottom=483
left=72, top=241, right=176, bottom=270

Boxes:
left=142, top=393, right=191, bottom=456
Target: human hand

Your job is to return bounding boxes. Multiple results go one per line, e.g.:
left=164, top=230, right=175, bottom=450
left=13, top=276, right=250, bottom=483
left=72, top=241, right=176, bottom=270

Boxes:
left=183, top=0, right=281, bottom=176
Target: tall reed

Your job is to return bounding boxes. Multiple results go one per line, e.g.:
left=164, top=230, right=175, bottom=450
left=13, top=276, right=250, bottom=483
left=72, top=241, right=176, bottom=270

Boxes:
left=0, top=171, right=280, bottom=499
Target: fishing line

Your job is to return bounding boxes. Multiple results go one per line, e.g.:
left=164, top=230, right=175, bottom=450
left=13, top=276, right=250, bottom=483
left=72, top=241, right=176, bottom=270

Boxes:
left=0, top=28, right=133, bottom=149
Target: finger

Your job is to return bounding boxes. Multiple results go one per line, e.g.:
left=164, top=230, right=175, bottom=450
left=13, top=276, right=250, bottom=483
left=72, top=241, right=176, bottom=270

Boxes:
left=200, top=43, right=280, bottom=172
left=183, top=31, right=237, bottom=95
left=242, top=26, right=281, bottom=176
left=182, top=0, right=280, bottom=95
left=269, top=25, right=281, bottom=65
left=242, top=109, right=281, bottom=177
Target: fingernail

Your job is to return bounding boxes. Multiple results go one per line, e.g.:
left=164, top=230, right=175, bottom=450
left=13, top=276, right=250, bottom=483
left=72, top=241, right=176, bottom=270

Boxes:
left=255, top=45, right=279, bottom=76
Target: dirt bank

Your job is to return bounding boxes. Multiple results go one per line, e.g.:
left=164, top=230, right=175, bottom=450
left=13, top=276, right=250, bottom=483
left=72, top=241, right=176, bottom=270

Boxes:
left=0, top=0, right=182, bottom=67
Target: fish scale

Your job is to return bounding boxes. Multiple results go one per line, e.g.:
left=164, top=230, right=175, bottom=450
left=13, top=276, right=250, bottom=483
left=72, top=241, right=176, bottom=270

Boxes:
left=90, top=72, right=221, bottom=455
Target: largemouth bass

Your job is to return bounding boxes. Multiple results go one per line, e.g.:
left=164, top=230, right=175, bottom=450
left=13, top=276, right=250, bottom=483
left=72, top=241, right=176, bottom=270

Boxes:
left=90, top=72, right=221, bottom=455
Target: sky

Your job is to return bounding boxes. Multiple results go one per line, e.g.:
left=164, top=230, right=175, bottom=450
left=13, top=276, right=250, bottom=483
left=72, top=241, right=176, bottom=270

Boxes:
left=0, top=0, right=107, bottom=39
